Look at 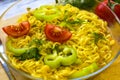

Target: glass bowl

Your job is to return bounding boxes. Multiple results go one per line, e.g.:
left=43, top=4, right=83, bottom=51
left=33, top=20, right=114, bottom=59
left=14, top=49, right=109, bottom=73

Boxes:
left=0, top=0, right=120, bottom=80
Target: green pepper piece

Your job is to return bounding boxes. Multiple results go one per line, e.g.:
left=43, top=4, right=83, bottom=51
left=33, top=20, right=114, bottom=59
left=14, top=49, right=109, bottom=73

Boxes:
left=61, top=46, right=77, bottom=66
left=44, top=56, right=62, bottom=68
left=44, top=50, right=63, bottom=68
left=6, top=40, right=27, bottom=56
left=69, top=62, right=98, bottom=78
left=33, top=5, right=61, bottom=21
left=44, top=46, right=77, bottom=68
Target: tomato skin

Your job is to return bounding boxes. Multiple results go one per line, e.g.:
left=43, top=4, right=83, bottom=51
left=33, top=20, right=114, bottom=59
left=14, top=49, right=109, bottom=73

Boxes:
left=113, top=4, right=120, bottom=20
left=95, top=1, right=115, bottom=25
left=95, top=0, right=120, bottom=25
left=2, top=21, right=30, bottom=38
left=104, top=0, right=120, bottom=20
left=44, top=24, right=72, bottom=43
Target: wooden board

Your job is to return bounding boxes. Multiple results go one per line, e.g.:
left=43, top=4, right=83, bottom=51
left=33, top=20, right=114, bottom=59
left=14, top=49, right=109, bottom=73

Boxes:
left=0, top=63, right=9, bottom=80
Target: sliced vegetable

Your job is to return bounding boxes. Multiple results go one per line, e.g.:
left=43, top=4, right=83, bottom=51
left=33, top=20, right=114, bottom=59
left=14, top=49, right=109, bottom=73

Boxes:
left=61, top=46, right=77, bottom=66
left=15, top=47, right=41, bottom=61
left=7, top=39, right=41, bottom=60
left=6, top=39, right=27, bottom=56
left=44, top=24, right=72, bottom=43
left=69, top=62, right=99, bottom=78
left=33, top=5, right=61, bottom=21
left=2, top=21, right=30, bottom=38
left=44, top=50, right=63, bottom=68
left=44, top=46, right=77, bottom=68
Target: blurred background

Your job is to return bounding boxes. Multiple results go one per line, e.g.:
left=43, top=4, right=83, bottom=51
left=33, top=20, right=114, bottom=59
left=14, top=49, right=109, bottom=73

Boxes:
left=0, top=0, right=17, bottom=15
left=0, top=0, right=17, bottom=5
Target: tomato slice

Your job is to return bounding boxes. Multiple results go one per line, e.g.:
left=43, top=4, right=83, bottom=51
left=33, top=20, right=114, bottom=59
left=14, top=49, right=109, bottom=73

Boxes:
left=44, top=24, right=72, bottom=43
left=2, top=21, right=30, bottom=38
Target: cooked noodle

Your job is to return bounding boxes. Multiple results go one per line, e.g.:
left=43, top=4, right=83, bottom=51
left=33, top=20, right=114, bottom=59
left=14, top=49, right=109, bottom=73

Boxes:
left=6, top=4, right=115, bottom=80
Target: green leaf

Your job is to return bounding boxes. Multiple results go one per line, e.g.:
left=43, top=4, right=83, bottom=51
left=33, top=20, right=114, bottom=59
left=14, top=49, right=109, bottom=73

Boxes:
left=114, top=0, right=120, bottom=3
left=93, top=32, right=104, bottom=44
left=28, top=38, right=43, bottom=47
left=15, top=47, right=41, bottom=61
left=64, top=0, right=97, bottom=10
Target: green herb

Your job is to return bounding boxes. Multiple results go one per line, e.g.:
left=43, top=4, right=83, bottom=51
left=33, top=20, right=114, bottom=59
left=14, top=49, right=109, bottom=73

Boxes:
left=66, top=19, right=83, bottom=24
left=29, top=38, right=43, bottom=47
left=93, top=32, right=104, bottom=44
left=59, top=19, right=83, bottom=31
left=15, top=47, right=41, bottom=61
left=114, top=0, right=120, bottom=3
left=55, top=0, right=58, bottom=3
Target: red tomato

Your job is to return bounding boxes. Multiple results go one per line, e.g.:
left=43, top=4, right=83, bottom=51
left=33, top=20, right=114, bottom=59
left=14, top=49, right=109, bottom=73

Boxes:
left=104, top=0, right=120, bottom=20
left=2, top=21, right=30, bottom=38
left=112, top=3, right=120, bottom=20
left=95, top=1, right=116, bottom=25
left=44, top=24, right=72, bottom=43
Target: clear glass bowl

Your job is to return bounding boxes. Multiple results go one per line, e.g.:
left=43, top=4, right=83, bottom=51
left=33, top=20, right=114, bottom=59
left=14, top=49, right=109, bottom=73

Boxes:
left=0, top=0, right=120, bottom=80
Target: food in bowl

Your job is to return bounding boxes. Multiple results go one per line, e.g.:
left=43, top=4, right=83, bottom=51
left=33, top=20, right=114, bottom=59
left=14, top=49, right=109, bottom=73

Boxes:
left=2, top=4, right=117, bottom=80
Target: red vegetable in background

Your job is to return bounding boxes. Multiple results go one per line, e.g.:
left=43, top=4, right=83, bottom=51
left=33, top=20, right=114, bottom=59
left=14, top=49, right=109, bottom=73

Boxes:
left=2, top=21, right=30, bottom=38
left=95, top=0, right=120, bottom=25
left=44, top=24, right=72, bottom=43
left=110, top=1, right=120, bottom=20
left=95, top=0, right=116, bottom=25
left=105, top=0, right=120, bottom=19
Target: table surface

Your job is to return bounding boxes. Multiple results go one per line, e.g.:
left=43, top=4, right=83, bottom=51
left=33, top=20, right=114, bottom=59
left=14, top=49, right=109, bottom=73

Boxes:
left=0, top=1, right=120, bottom=80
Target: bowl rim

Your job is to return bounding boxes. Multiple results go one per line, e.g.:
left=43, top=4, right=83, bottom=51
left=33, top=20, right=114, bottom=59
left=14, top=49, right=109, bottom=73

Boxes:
left=1, top=51, right=119, bottom=80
